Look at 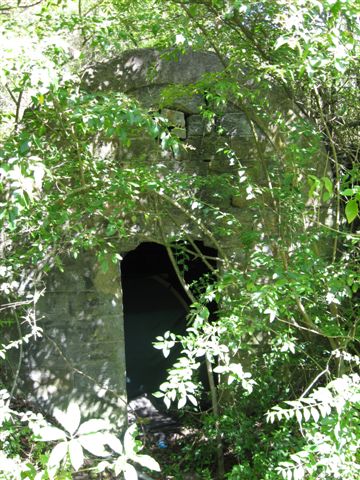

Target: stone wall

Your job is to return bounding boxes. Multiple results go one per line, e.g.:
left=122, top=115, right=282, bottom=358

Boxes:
left=19, top=253, right=127, bottom=427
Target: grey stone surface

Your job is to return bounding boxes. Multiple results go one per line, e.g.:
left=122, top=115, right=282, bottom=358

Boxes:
left=187, top=114, right=213, bottom=137
left=220, top=113, right=252, bottom=138
left=161, top=109, right=185, bottom=128
left=161, top=109, right=186, bottom=139
left=83, top=49, right=223, bottom=93
left=20, top=252, right=127, bottom=429
left=169, top=93, right=205, bottom=114
left=130, top=85, right=204, bottom=114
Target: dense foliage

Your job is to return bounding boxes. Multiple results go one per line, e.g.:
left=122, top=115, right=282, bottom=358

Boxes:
left=0, top=1, right=359, bottom=479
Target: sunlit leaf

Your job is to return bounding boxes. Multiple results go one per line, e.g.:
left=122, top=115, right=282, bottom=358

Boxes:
left=303, top=408, right=310, bottom=422
left=124, top=463, right=138, bottom=480
left=69, top=439, right=84, bottom=471
left=48, top=441, right=67, bottom=468
left=124, top=424, right=137, bottom=456
left=311, top=407, right=320, bottom=423
left=78, top=432, right=109, bottom=457
left=188, top=394, right=197, bottom=406
left=36, top=426, right=66, bottom=442
left=77, top=419, right=110, bottom=435
left=345, top=199, right=358, bottom=223
left=53, top=402, right=81, bottom=436
left=104, top=433, right=123, bottom=455
left=178, top=396, right=186, bottom=409
left=134, top=454, right=160, bottom=472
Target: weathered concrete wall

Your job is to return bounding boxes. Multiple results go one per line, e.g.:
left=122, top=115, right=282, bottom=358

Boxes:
left=20, top=253, right=127, bottom=427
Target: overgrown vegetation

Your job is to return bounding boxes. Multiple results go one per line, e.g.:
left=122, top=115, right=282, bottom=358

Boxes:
left=0, top=0, right=359, bottom=479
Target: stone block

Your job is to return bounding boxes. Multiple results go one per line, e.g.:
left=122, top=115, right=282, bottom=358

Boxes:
left=131, top=85, right=204, bottom=114
left=220, top=113, right=252, bottom=138
left=161, top=108, right=185, bottom=128
left=187, top=115, right=212, bottom=137
left=231, top=195, right=248, bottom=208
left=130, top=85, right=162, bottom=108
left=172, top=127, right=187, bottom=139
left=83, top=49, right=223, bottom=93
left=169, top=94, right=204, bottom=114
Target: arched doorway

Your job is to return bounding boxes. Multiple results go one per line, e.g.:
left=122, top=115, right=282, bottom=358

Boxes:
left=121, top=241, right=217, bottom=401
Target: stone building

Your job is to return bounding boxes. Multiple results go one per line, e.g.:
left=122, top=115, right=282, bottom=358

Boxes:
left=14, top=49, right=327, bottom=428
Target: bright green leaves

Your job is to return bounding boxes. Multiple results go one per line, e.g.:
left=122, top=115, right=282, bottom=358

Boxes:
left=308, top=174, right=360, bottom=223
left=321, top=176, right=333, bottom=202
left=308, top=175, right=333, bottom=203
left=345, top=199, right=359, bottom=223
left=272, top=0, right=360, bottom=84
left=341, top=186, right=360, bottom=223
left=0, top=151, right=47, bottom=230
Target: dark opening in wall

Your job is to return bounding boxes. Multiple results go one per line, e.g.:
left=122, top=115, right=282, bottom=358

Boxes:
left=121, top=241, right=217, bottom=401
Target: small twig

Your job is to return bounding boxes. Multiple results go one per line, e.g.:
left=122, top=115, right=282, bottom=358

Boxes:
left=0, top=300, right=32, bottom=311
left=154, top=190, right=229, bottom=265
left=5, top=83, right=17, bottom=104
left=300, top=367, right=330, bottom=399
left=9, top=311, right=23, bottom=401
left=165, top=207, right=218, bottom=273
left=277, top=317, right=357, bottom=342
left=313, top=86, right=341, bottom=263
left=15, top=89, right=23, bottom=129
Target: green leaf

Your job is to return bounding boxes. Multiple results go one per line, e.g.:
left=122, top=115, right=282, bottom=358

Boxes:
left=20, top=141, right=30, bottom=153
left=188, top=4, right=198, bottom=17
left=345, top=199, right=358, bottom=223
left=321, top=176, right=333, bottom=194
left=341, top=188, right=356, bottom=196
left=322, top=191, right=331, bottom=202
left=152, top=391, right=164, bottom=398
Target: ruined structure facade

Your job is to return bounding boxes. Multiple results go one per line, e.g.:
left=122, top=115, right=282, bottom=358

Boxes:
left=15, top=49, right=326, bottom=427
